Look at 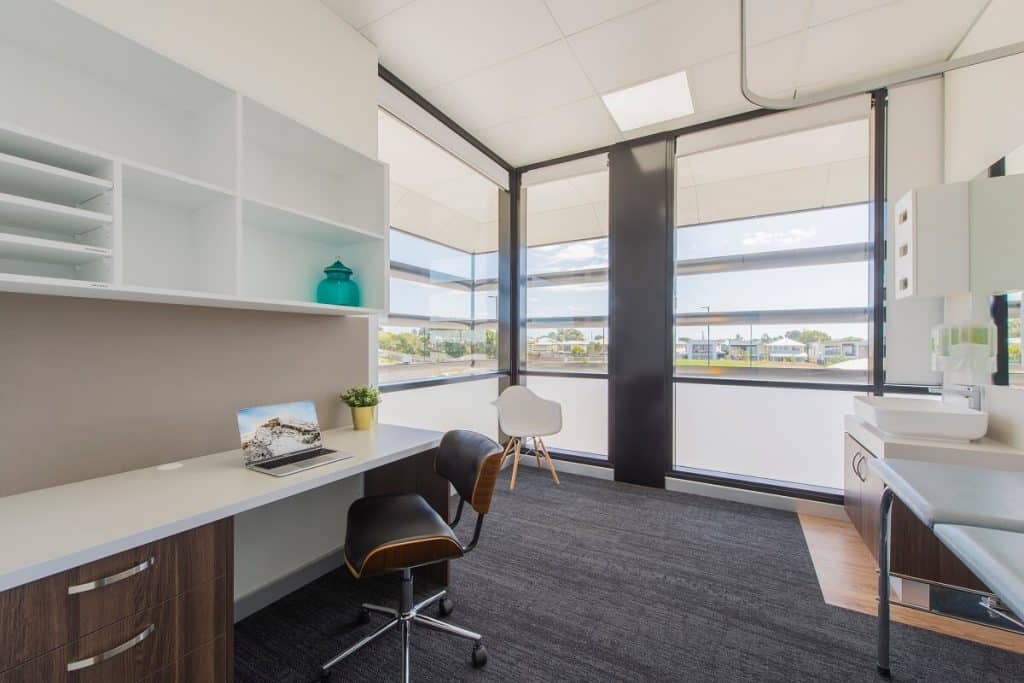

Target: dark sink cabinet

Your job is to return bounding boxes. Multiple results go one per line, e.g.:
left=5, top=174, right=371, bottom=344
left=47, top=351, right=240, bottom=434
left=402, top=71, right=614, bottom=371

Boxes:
left=843, top=433, right=987, bottom=592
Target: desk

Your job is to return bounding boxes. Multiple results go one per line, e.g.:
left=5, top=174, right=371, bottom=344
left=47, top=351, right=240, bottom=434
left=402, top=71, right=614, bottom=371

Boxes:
left=868, top=457, right=1024, bottom=675
left=0, top=424, right=443, bottom=681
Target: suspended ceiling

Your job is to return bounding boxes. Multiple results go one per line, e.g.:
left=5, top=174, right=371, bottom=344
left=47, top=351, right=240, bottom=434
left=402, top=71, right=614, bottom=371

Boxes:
left=325, top=0, right=988, bottom=166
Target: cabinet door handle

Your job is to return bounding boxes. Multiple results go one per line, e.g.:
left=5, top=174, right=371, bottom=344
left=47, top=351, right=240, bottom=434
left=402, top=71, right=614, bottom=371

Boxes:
left=853, top=453, right=867, bottom=482
left=68, top=556, right=155, bottom=595
left=66, top=624, right=155, bottom=672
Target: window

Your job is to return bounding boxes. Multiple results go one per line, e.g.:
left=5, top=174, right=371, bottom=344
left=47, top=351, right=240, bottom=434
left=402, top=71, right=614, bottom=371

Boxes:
left=377, top=110, right=500, bottom=384
left=524, top=161, right=609, bottom=374
left=674, top=118, right=872, bottom=384
left=672, top=111, right=873, bottom=490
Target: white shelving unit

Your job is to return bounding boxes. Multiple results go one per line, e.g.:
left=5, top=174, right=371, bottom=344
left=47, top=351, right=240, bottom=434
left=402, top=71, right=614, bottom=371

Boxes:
left=0, top=0, right=388, bottom=316
left=0, top=152, right=112, bottom=205
left=0, top=233, right=111, bottom=265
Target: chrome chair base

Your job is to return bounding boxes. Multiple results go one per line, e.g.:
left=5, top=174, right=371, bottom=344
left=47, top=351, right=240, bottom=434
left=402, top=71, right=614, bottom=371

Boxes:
left=321, top=570, right=487, bottom=682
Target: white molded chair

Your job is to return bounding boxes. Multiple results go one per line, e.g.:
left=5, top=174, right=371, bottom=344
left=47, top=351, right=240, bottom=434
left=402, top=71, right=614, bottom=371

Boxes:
left=492, top=385, right=562, bottom=490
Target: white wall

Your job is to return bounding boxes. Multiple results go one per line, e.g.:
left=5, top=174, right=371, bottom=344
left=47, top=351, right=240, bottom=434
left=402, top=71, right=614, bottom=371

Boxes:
left=885, top=79, right=945, bottom=386
left=944, top=0, right=1024, bottom=183
left=56, top=0, right=379, bottom=158
left=378, top=377, right=500, bottom=441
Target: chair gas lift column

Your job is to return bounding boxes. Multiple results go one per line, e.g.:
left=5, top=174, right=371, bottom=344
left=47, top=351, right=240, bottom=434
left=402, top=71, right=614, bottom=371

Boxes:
left=493, top=386, right=562, bottom=490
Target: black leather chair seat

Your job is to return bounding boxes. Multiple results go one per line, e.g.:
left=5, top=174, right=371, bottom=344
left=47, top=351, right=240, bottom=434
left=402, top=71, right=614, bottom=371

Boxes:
left=344, top=493, right=464, bottom=578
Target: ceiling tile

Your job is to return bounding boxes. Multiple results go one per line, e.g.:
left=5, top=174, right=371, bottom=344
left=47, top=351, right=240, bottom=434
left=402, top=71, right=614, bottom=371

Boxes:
left=798, top=0, right=986, bottom=89
left=320, top=0, right=413, bottom=29
left=687, top=33, right=804, bottom=120
left=544, top=0, right=658, bottom=36
left=808, top=0, right=896, bottom=26
left=423, top=41, right=595, bottom=132
left=742, top=0, right=812, bottom=45
left=362, top=0, right=562, bottom=91
left=478, top=97, right=623, bottom=166
left=567, top=0, right=739, bottom=93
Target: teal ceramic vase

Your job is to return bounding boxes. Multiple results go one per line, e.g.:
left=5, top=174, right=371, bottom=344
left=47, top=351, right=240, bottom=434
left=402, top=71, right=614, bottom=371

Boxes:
left=316, top=259, right=360, bottom=306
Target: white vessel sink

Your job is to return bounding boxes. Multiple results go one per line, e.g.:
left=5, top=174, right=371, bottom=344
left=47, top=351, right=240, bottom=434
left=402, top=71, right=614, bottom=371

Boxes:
left=853, top=396, right=988, bottom=442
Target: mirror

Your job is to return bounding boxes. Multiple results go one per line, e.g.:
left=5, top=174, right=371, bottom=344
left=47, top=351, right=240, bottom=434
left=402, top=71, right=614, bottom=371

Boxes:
left=983, top=140, right=1024, bottom=386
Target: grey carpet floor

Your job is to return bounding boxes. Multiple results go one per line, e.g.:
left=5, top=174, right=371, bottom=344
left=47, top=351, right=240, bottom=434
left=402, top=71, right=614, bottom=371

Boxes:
left=234, top=467, right=1024, bottom=681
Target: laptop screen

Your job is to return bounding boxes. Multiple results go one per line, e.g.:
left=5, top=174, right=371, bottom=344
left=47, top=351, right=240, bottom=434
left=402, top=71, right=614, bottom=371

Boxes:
left=237, top=400, right=323, bottom=465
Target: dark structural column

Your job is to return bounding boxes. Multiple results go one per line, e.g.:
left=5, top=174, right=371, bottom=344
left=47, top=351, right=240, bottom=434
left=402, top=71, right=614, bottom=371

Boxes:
left=608, top=138, right=675, bottom=487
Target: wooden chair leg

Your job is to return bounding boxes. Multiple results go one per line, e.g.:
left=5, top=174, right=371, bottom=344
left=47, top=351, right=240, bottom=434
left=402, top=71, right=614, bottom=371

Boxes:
left=532, top=436, right=542, bottom=469
left=499, top=438, right=515, bottom=467
left=509, top=439, right=523, bottom=491
left=538, top=438, right=560, bottom=485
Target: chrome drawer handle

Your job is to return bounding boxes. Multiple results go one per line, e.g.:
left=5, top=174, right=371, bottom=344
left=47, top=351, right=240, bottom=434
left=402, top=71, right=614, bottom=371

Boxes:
left=68, top=556, right=156, bottom=595
left=66, top=624, right=155, bottom=672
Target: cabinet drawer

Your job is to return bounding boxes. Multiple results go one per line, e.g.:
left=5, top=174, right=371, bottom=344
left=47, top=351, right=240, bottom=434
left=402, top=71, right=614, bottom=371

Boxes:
left=0, top=577, right=226, bottom=683
left=142, top=636, right=228, bottom=683
left=0, top=520, right=229, bottom=671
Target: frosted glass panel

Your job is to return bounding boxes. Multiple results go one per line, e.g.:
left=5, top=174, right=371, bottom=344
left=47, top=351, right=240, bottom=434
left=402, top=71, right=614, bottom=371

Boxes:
left=674, top=383, right=863, bottom=489
left=378, top=377, right=498, bottom=441
left=524, top=376, right=607, bottom=457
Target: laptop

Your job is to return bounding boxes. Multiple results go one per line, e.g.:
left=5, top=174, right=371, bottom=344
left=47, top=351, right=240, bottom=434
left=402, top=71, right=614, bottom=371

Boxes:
left=237, top=400, right=352, bottom=477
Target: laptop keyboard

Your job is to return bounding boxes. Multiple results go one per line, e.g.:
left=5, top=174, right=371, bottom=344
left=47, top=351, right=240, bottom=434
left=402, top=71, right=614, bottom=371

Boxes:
left=253, top=448, right=337, bottom=470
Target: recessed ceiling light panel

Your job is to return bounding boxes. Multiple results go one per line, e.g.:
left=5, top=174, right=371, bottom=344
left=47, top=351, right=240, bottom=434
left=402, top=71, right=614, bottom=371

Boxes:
left=601, top=70, right=695, bottom=132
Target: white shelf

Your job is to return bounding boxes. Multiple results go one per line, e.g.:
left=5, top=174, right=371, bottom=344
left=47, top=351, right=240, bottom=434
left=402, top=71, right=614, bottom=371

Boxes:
left=0, top=232, right=110, bottom=266
left=0, top=273, right=381, bottom=316
left=0, top=192, right=112, bottom=236
left=242, top=197, right=383, bottom=243
left=0, top=151, right=111, bottom=205
left=0, top=125, right=111, bottom=176
left=123, top=163, right=235, bottom=209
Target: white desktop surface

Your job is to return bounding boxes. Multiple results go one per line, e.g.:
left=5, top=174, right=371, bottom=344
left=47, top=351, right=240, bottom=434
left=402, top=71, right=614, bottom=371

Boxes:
left=0, top=424, right=442, bottom=592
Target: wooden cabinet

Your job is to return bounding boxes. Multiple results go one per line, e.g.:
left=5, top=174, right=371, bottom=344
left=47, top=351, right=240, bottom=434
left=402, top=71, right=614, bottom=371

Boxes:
left=0, top=520, right=232, bottom=682
left=843, top=434, right=871, bottom=557
left=843, top=433, right=988, bottom=593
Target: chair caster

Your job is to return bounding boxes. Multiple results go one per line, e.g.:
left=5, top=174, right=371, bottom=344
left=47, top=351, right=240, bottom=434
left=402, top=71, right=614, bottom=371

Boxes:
left=439, top=596, right=454, bottom=617
left=356, top=607, right=371, bottom=624
left=471, top=643, right=488, bottom=668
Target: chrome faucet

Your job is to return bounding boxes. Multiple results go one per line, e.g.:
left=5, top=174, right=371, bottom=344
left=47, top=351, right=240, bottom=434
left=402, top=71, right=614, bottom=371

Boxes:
left=928, top=384, right=983, bottom=411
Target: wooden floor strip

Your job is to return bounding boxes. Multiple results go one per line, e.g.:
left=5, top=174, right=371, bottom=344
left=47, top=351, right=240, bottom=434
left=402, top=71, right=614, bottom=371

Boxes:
left=799, top=513, right=1024, bottom=654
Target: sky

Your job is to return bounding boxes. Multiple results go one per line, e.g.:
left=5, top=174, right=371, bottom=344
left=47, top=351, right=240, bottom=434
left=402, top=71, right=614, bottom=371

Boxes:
left=387, top=204, right=872, bottom=343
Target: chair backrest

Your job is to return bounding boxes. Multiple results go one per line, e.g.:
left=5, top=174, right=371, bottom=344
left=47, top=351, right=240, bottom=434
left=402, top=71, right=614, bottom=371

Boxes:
left=435, top=430, right=503, bottom=515
left=492, top=385, right=562, bottom=438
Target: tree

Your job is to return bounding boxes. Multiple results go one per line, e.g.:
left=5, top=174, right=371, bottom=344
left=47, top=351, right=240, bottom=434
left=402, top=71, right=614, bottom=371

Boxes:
left=552, top=328, right=584, bottom=342
left=785, top=329, right=832, bottom=345
left=442, top=340, right=468, bottom=358
left=483, top=329, right=497, bottom=358
left=570, top=344, right=586, bottom=357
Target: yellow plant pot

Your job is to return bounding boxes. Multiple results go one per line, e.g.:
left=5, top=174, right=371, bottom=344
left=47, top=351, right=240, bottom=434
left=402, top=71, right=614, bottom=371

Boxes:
left=351, top=405, right=376, bottom=431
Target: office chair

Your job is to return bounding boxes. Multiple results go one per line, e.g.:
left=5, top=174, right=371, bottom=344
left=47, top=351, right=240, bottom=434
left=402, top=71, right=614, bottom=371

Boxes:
left=492, top=385, right=562, bottom=490
left=321, top=430, right=503, bottom=682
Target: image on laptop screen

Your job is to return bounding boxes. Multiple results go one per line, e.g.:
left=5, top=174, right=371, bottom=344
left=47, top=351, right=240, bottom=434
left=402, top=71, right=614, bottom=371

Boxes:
left=237, top=400, right=323, bottom=465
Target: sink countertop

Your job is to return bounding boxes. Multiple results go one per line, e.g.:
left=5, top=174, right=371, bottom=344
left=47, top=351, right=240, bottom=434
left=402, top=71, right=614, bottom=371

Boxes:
left=845, top=415, right=1024, bottom=470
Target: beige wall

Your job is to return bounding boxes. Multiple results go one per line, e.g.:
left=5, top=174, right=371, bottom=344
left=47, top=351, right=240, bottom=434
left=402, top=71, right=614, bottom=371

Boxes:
left=0, top=293, right=369, bottom=497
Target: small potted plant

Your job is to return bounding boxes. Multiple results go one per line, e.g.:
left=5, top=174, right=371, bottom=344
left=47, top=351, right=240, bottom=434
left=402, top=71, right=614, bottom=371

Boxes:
left=341, top=385, right=381, bottom=431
